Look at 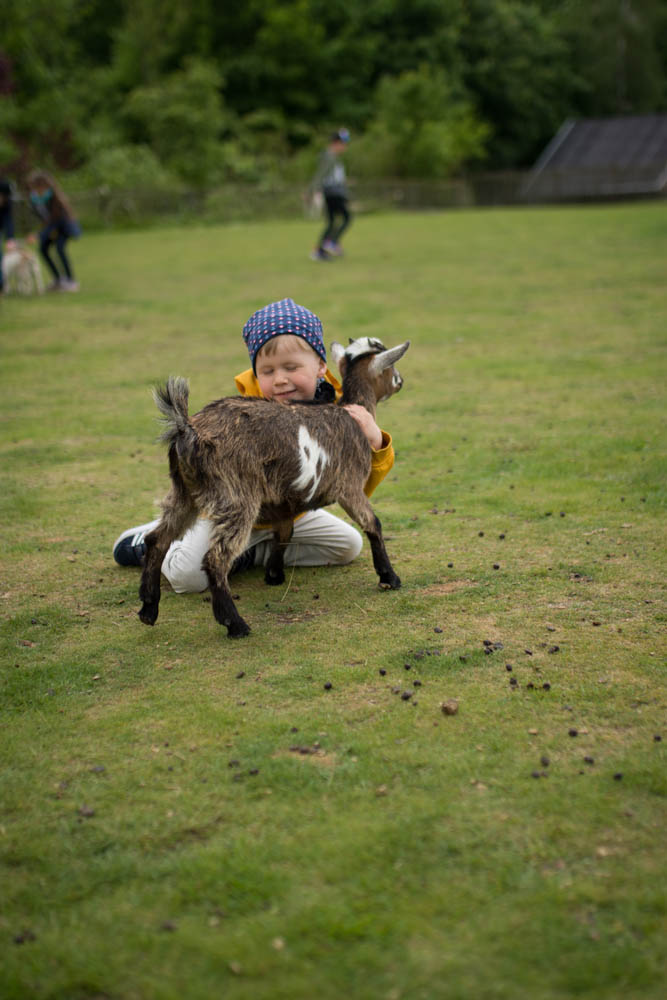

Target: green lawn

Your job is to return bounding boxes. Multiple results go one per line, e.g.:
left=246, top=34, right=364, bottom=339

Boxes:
left=1, top=203, right=666, bottom=1000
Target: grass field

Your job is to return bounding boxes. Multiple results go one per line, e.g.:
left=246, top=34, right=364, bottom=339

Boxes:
left=1, top=202, right=666, bottom=1000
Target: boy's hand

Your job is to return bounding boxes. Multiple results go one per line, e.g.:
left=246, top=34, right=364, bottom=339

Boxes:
left=343, top=404, right=383, bottom=450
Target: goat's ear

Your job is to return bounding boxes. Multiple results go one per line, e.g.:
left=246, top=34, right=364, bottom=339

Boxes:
left=330, top=341, right=346, bottom=369
left=368, top=340, right=410, bottom=377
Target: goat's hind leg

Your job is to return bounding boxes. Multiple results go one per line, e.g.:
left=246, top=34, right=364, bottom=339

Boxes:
left=340, top=494, right=401, bottom=591
left=203, top=510, right=256, bottom=638
left=138, top=500, right=196, bottom=626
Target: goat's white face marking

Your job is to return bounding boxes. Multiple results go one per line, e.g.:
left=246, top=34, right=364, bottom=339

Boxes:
left=293, top=425, right=329, bottom=502
left=344, top=337, right=386, bottom=363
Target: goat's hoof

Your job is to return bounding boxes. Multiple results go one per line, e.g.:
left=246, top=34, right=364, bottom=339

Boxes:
left=138, top=603, right=158, bottom=625
left=379, top=574, right=401, bottom=591
left=265, top=570, right=285, bottom=586
left=227, top=620, right=250, bottom=639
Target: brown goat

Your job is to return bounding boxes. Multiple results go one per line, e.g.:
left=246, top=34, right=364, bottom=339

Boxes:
left=138, top=336, right=409, bottom=638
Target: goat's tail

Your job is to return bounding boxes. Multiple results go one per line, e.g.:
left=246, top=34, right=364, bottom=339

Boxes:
left=153, top=377, right=197, bottom=455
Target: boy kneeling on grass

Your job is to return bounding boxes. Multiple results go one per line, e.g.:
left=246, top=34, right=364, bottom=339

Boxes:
left=113, top=298, right=395, bottom=590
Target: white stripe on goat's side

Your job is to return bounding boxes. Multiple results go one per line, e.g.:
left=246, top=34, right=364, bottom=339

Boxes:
left=292, top=425, right=329, bottom=502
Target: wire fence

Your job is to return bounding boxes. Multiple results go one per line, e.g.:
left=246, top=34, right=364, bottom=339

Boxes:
left=12, top=170, right=665, bottom=233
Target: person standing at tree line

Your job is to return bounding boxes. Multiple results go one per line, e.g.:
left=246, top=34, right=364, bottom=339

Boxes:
left=0, top=177, right=17, bottom=294
left=308, top=128, right=352, bottom=261
left=27, top=169, right=81, bottom=292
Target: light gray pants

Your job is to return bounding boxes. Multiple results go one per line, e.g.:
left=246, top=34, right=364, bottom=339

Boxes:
left=159, top=509, right=363, bottom=593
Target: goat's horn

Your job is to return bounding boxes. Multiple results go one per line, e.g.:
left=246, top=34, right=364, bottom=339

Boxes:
left=368, top=341, right=410, bottom=376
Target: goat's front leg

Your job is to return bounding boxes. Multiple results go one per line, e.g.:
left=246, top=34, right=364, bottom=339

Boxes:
left=264, top=519, right=294, bottom=586
left=340, top=495, right=401, bottom=590
left=366, top=513, right=401, bottom=590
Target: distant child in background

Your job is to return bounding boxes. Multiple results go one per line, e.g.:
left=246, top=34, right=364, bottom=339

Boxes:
left=27, top=169, right=81, bottom=292
left=308, top=128, right=352, bottom=261
left=0, top=177, right=16, bottom=294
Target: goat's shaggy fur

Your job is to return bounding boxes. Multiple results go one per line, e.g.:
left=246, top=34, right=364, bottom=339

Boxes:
left=138, top=336, right=409, bottom=638
left=2, top=245, right=45, bottom=295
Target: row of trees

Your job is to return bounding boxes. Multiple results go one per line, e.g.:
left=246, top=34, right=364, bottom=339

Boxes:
left=2, top=0, right=666, bottom=189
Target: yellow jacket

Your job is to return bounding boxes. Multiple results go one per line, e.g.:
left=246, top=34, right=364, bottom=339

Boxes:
left=233, top=367, right=395, bottom=501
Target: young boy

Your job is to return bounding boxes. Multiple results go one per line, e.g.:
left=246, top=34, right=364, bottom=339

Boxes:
left=113, top=298, right=395, bottom=592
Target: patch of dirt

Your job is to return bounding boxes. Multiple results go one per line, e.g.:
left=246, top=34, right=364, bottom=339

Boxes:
left=272, top=749, right=338, bottom=768
left=419, top=580, right=476, bottom=596
left=274, top=608, right=327, bottom=625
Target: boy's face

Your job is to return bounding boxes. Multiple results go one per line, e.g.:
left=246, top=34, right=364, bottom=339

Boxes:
left=256, top=336, right=326, bottom=403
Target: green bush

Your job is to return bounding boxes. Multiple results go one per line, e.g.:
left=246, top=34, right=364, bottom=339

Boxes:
left=350, top=65, right=489, bottom=178
left=123, top=58, right=230, bottom=188
left=67, top=144, right=181, bottom=192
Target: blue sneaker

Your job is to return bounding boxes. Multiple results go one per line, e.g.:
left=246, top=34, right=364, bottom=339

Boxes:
left=112, top=519, right=160, bottom=567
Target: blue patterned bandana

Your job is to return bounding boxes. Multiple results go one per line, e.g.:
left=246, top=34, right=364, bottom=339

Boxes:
left=242, top=298, right=326, bottom=372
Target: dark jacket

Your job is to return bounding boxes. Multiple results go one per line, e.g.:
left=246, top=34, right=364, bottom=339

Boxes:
left=0, top=179, right=15, bottom=240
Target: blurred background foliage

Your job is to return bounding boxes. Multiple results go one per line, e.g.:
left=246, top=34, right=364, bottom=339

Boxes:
left=1, top=0, right=666, bottom=190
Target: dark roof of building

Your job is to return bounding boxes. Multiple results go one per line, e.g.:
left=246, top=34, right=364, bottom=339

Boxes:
left=525, top=114, right=667, bottom=199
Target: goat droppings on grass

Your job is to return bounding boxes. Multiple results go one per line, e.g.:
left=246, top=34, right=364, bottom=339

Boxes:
left=13, top=930, right=37, bottom=945
left=441, top=699, right=459, bottom=715
left=323, top=682, right=332, bottom=690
